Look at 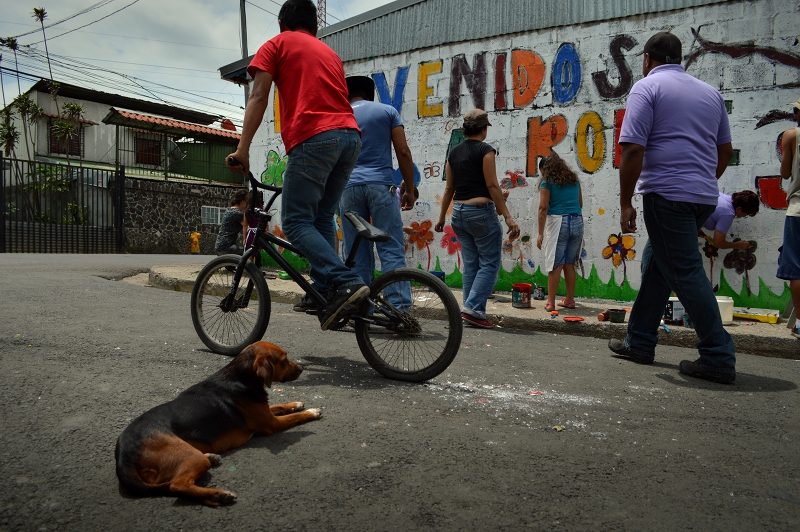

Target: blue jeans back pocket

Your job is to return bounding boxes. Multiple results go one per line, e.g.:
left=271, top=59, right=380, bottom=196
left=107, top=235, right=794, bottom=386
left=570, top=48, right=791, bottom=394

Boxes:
left=302, top=138, right=340, bottom=183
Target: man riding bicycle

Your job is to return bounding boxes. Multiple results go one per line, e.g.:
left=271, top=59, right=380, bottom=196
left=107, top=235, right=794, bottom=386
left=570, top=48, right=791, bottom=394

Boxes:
left=226, top=0, right=368, bottom=331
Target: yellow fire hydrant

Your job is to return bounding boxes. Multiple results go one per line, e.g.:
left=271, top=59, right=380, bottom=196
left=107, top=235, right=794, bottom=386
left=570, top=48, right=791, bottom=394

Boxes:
left=189, top=231, right=201, bottom=255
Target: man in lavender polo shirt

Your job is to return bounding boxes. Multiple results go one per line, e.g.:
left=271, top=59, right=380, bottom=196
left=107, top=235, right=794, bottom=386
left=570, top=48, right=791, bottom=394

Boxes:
left=607, top=31, right=737, bottom=383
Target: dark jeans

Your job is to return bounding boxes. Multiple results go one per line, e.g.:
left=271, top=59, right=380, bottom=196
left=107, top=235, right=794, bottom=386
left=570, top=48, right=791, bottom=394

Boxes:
left=281, top=129, right=364, bottom=292
left=625, top=193, right=735, bottom=373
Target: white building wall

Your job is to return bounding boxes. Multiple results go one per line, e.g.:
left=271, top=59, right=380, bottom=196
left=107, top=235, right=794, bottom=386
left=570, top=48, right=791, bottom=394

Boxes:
left=248, top=0, right=799, bottom=309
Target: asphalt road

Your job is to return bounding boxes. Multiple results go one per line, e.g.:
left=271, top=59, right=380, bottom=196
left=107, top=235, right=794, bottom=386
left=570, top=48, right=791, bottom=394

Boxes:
left=0, top=254, right=798, bottom=531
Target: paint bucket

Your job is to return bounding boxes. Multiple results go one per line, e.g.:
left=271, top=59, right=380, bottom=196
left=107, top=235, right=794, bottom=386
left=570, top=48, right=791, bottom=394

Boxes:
left=664, top=297, right=685, bottom=323
left=608, top=309, right=626, bottom=323
left=511, top=283, right=532, bottom=309
left=716, top=296, right=734, bottom=325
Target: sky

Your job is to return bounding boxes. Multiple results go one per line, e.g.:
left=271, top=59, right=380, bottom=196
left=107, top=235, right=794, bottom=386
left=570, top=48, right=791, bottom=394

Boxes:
left=0, top=0, right=397, bottom=128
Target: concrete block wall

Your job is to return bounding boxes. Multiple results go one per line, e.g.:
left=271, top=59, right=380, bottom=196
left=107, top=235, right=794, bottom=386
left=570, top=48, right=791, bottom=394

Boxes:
left=248, top=0, right=799, bottom=309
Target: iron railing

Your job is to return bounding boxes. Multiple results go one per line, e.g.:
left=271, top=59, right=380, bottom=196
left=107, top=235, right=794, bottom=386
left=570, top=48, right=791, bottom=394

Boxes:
left=1, top=155, right=124, bottom=253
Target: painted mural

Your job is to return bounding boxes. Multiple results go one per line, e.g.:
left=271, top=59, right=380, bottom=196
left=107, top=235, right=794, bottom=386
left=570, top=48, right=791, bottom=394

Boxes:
left=249, top=0, right=798, bottom=311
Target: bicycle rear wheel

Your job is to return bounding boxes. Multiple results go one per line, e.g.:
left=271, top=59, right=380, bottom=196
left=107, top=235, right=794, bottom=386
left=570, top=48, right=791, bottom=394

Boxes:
left=191, top=255, right=271, bottom=355
left=354, top=268, right=463, bottom=382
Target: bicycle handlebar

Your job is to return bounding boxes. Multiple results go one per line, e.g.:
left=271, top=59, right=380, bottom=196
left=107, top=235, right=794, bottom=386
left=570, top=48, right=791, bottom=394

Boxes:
left=227, top=156, right=282, bottom=218
left=227, top=157, right=282, bottom=193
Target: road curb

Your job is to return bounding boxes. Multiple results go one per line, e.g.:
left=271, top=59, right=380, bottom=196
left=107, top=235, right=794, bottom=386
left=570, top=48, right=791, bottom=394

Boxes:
left=148, top=266, right=800, bottom=360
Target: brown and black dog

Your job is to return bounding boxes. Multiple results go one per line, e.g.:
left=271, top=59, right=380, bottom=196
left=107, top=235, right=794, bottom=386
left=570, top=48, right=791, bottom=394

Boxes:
left=115, top=341, right=320, bottom=506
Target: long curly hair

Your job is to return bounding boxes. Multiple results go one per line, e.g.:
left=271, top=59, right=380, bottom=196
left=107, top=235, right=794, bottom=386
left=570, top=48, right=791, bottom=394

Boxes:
left=539, top=152, right=579, bottom=187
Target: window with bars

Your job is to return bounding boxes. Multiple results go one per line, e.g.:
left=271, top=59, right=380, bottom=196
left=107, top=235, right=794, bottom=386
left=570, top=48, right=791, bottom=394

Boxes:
left=49, top=120, right=83, bottom=157
left=135, top=137, right=162, bottom=166
left=201, top=206, right=224, bottom=224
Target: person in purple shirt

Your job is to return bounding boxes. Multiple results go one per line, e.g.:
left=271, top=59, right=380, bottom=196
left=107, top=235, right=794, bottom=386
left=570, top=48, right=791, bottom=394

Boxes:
left=700, top=191, right=759, bottom=249
left=608, top=31, right=737, bottom=384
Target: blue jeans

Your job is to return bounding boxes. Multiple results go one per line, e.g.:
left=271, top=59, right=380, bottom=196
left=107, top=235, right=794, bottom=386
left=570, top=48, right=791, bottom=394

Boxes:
left=625, top=193, right=735, bottom=373
left=340, top=184, right=411, bottom=309
left=281, top=129, right=364, bottom=292
left=554, top=213, right=584, bottom=266
left=452, top=202, right=503, bottom=319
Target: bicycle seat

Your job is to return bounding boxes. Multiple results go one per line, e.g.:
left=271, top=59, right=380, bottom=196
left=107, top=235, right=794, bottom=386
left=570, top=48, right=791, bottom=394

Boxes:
left=344, top=211, right=391, bottom=242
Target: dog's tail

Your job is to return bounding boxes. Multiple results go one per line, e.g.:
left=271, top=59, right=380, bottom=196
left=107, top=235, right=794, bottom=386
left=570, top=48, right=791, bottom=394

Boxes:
left=115, top=437, right=162, bottom=497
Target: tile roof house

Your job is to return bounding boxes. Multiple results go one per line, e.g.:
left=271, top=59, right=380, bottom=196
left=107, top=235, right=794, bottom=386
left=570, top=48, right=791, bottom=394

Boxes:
left=4, top=79, right=242, bottom=185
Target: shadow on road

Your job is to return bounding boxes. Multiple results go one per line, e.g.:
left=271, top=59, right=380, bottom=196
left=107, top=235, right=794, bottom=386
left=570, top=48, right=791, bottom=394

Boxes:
left=655, top=369, right=797, bottom=392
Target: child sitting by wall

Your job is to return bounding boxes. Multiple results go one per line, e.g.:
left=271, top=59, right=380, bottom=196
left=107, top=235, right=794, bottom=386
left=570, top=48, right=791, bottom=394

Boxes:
left=214, top=188, right=248, bottom=255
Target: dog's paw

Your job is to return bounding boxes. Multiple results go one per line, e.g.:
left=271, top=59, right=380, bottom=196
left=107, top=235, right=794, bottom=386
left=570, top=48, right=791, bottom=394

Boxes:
left=210, top=490, right=237, bottom=505
left=205, top=453, right=222, bottom=466
left=308, top=408, right=322, bottom=419
left=291, top=401, right=305, bottom=412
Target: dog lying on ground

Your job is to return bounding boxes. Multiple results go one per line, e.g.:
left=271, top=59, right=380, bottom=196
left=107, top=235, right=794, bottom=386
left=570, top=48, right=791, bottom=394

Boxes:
left=115, top=341, right=321, bottom=506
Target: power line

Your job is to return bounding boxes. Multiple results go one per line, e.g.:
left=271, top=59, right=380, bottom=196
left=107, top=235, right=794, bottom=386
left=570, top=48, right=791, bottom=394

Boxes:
left=46, top=53, right=218, bottom=73
left=26, top=0, right=143, bottom=45
left=245, top=1, right=278, bottom=17
left=9, top=0, right=119, bottom=39
left=17, top=50, right=247, bottom=119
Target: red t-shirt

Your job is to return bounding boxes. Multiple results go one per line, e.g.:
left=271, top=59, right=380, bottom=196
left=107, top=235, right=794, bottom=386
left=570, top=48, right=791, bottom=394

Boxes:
left=248, top=31, right=358, bottom=153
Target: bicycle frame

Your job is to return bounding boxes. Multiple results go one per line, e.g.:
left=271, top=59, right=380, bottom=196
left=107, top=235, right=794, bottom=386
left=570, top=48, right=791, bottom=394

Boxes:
left=218, top=167, right=416, bottom=331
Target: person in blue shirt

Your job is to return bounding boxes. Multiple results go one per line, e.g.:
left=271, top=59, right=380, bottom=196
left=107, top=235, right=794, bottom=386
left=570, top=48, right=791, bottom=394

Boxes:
left=536, top=152, right=583, bottom=312
left=293, top=75, right=415, bottom=311
left=699, top=191, right=759, bottom=249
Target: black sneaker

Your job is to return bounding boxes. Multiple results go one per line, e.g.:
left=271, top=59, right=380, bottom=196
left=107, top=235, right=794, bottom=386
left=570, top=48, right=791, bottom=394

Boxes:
left=293, top=294, right=318, bottom=313
left=320, top=285, right=370, bottom=331
left=607, top=338, right=654, bottom=364
left=679, top=359, right=735, bottom=384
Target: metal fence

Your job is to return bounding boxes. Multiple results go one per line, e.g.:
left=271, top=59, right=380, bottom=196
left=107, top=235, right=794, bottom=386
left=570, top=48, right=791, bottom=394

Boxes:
left=1, top=156, right=124, bottom=253
left=115, top=126, right=242, bottom=185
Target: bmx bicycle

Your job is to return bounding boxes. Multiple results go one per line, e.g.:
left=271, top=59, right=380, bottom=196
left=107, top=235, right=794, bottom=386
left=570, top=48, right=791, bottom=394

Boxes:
left=190, top=161, right=463, bottom=382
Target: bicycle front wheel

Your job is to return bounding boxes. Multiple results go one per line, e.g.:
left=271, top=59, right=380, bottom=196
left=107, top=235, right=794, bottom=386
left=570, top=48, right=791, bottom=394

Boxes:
left=354, top=268, right=463, bottom=382
left=190, top=255, right=271, bottom=355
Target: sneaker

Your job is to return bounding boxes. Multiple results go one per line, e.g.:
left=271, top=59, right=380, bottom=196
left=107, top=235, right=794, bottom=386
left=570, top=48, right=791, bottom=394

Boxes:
left=461, top=312, right=495, bottom=329
left=607, top=338, right=654, bottom=364
left=679, top=358, right=735, bottom=384
left=320, top=285, right=370, bottom=331
left=792, top=326, right=800, bottom=340
left=293, top=294, right=318, bottom=313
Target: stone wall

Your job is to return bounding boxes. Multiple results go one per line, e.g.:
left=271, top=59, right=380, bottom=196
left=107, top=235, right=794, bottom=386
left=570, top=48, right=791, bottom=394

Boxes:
left=248, top=0, right=798, bottom=310
left=123, top=177, right=240, bottom=254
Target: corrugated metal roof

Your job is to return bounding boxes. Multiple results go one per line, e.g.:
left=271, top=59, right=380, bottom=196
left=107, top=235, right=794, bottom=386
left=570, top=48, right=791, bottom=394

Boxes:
left=319, top=0, right=731, bottom=63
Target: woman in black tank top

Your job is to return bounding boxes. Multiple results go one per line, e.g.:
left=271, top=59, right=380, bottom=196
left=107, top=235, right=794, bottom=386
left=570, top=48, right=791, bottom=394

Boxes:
left=435, top=109, right=520, bottom=328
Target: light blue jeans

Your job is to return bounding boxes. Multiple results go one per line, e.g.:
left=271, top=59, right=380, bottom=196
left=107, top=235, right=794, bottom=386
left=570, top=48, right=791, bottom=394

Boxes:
left=625, top=193, right=735, bottom=373
left=281, top=129, right=364, bottom=292
left=340, top=183, right=411, bottom=309
left=451, top=202, right=503, bottom=319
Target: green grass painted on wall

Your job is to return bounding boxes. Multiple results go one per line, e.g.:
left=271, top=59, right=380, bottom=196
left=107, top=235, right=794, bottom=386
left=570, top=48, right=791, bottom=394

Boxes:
left=414, top=256, right=789, bottom=310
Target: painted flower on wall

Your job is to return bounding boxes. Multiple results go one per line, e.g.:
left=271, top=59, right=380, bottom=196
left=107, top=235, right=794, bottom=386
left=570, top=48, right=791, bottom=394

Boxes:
left=440, top=225, right=461, bottom=269
left=723, top=240, right=757, bottom=295
left=407, top=220, right=434, bottom=270
left=602, top=233, right=636, bottom=285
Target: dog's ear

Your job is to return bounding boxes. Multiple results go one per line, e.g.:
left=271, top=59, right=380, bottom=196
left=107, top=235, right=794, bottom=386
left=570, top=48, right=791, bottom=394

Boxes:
left=253, top=354, right=273, bottom=388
